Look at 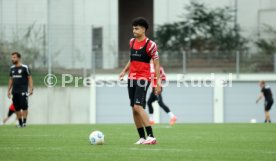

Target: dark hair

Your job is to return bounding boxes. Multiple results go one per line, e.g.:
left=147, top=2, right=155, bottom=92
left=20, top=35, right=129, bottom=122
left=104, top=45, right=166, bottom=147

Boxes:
left=260, top=80, right=265, bottom=85
left=11, top=52, right=21, bottom=58
left=132, top=17, right=149, bottom=30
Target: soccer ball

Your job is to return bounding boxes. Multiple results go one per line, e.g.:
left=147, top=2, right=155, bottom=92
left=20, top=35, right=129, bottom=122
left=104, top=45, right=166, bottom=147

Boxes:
left=250, top=118, right=257, bottom=123
left=89, top=131, right=104, bottom=145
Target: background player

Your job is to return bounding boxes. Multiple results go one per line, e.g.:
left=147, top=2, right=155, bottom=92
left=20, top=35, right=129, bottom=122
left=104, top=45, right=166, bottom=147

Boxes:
left=147, top=61, right=177, bottom=125
left=7, top=52, right=33, bottom=127
left=3, top=103, right=16, bottom=124
left=119, top=17, right=161, bottom=144
left=256, top=80, right=273, bottom=123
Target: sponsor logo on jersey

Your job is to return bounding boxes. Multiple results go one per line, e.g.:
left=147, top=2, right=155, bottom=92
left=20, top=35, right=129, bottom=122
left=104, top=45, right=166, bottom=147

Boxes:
left=12, top=75, right=22, bottom=78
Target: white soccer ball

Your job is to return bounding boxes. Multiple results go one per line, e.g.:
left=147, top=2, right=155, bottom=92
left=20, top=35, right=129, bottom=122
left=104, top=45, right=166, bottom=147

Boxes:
left=89, top=131, right=104, bottom=145
left=250, top=118, right=257, bottom=123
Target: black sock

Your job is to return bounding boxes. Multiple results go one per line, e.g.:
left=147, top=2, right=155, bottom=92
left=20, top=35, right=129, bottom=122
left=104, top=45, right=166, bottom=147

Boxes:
left=23, top=118, right=27, bottom=124
left=18, top=118, right=23, bottom=126
left=145, top=126, right=154, bottom=138
left=137, top=127, right=145, bottom=139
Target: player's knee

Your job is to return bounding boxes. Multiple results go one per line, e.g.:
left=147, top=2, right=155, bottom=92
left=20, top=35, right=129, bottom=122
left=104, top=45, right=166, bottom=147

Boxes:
left=133, top=105, right=142, bottom=112
left=158, top=100, right=164, bottom=106
left=132, top=110, right=139, bottom=116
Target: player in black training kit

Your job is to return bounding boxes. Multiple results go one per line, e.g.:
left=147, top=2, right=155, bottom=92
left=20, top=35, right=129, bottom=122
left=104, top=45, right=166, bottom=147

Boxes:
left=256, top=80, right=273, bottom=123
left=7, top=52, right=33, bottom=127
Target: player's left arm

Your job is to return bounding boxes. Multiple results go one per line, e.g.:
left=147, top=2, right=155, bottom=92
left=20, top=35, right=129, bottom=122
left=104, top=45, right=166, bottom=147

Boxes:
left=26, top=66, right=33, bottom=95
left=256, top=92, right=263, bottom=104
left=148, top=40, right=161, bottom=95
left=28, top=76, right=33, bottom=96
left=153, top=59, right=161, bottom=95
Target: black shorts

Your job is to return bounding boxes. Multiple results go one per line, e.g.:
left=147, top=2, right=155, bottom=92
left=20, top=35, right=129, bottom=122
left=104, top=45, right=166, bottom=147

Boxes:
left=12, top=92, right=29, bottom=111
left=265, top=100, right=273, bottom=112
left=7, top=109, right=15, bottom=117
left=128, top=79, right=150, bottom=107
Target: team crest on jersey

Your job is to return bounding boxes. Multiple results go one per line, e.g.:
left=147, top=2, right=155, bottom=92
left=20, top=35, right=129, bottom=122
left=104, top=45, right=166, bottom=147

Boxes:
left=18, top=69, right=22, bottom=74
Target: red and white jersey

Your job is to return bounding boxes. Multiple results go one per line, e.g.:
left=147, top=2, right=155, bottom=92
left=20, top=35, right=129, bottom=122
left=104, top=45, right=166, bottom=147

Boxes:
left=128, top=38, right=159, bottom=80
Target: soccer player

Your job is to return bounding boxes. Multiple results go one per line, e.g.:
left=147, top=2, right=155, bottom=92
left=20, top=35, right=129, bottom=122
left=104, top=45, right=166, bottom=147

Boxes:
left=3, top=103, right=16, bottom=124
left=256, top=80, right=273, bottom=123
left=119, top=17, right=161, bottom=144
left=7, top=52, right=33, bottom=127
left=147, top=61, right=177, bottom=125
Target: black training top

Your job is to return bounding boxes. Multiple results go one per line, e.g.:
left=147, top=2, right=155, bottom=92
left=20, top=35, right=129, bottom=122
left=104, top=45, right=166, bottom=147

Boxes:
left=261, top=86, right=273, bottom=101
left=130, top=39, right=151, bottom=63
left=9, top=64, right=31, bottom=94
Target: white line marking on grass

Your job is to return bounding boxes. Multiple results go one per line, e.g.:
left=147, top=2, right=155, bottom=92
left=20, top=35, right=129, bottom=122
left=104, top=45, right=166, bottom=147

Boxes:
left=152, top=125, right=172, bottom=129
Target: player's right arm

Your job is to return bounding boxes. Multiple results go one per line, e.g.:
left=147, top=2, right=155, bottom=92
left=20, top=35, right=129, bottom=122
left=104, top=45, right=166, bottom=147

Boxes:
left=119, top=39, right=134, bottom=80
left=119, top=60, right=130, bottom=80
left=256, top=92, right=264, bottom=104
left=7, top=77, right=13, bottom=99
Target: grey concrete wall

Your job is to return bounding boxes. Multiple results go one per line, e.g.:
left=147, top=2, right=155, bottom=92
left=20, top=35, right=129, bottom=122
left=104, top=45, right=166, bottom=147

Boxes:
left=96, top=82, right=213, bottom=124
left=1, top=81, right=275, bottom=124
left=0, top=87, right=90, bottom=124
left=96, top=85, right=132, bottom=123
left=224, top=81, right=276, bottom=123
left=158, top=82, right=213, bottom=123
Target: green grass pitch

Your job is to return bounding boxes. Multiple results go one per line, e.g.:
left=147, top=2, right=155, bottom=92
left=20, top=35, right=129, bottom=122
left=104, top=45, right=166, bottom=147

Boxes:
left=0, top=124, right=275, bottom=161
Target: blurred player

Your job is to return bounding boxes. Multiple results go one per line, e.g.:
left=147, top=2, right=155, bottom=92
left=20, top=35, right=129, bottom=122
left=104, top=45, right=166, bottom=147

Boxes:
left=7, top=52, right=33, bottom=128
left=119, top=17, right=161, bottom=144
left=256, top=80, right=273, bottom=123
left=147, top=61, right=177, bottom=125
left=3, top=104, right=16, bottom=124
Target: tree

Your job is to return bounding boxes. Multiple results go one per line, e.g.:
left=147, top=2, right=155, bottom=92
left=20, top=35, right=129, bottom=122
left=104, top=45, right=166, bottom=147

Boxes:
left=155, top=1, right=248, bottom=53
left=0, top=23, right=45, bottom=72
left=255, top=25, right=276, bottom=55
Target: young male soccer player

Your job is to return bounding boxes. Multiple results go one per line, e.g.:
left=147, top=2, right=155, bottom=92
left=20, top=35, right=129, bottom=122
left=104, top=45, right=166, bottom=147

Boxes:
left=256, top=80, right=273, bottom=123
left=3, top=103, right=16, bottom=124
left=119, top=17, right=161, bottom=144
left=7, top=52, right=33, bottom=127
left=147, top=61, right=177, bottom=125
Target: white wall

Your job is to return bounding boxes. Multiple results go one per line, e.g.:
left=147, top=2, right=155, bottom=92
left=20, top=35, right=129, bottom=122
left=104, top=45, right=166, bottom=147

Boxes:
left=84, top=0, right=118, bottom=69
left=1, top=0, right=275, bottom=68
left=48, top=0, right=118, bottom=69
left=0, top=0, right=118, bottom=69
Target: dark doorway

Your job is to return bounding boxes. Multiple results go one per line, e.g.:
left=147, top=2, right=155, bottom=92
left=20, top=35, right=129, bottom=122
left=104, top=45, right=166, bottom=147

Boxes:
left=118, top=0, right=154, bottom=66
